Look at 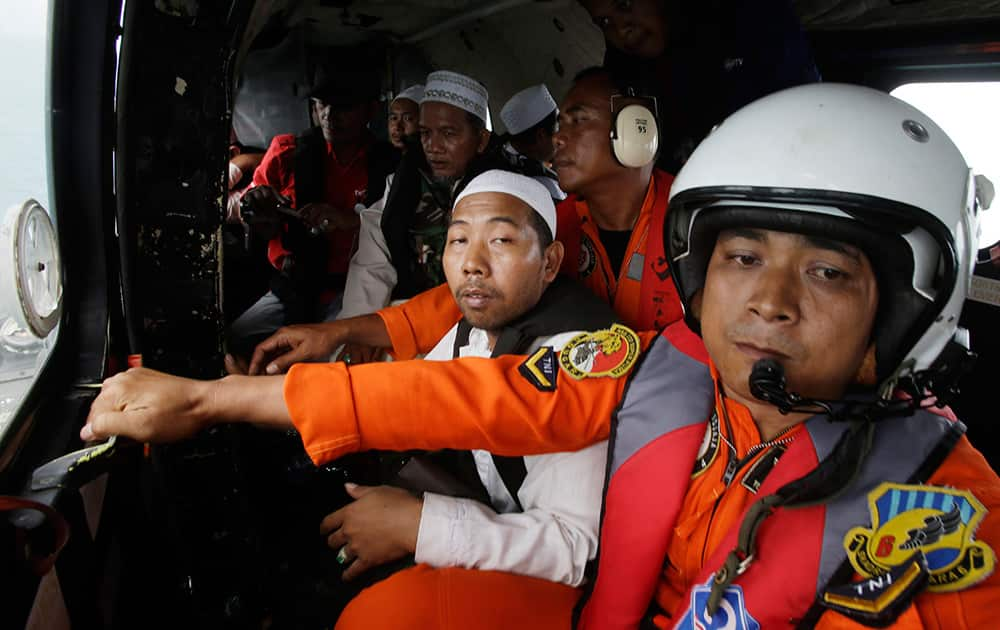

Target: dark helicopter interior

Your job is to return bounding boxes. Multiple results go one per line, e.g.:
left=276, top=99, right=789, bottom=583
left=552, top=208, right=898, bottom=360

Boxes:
left=1, top=1, right=999, bottom=628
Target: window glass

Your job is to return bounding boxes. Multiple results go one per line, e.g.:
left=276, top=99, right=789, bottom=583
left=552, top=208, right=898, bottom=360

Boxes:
left=891, top=82, right=1000, bottom=248
left=0, top=0, right=60, bottom=439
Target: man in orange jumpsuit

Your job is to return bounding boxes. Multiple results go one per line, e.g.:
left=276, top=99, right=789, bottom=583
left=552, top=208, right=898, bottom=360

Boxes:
left=85, top=84, right=1000, bottom=628
left=551, top=67, right=679, bottom=330
left=234, top=66, right=680, bottom=375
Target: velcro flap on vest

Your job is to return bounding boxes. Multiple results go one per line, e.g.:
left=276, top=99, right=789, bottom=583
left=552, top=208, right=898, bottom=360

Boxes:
left=819, top=552, right=929, bottom=628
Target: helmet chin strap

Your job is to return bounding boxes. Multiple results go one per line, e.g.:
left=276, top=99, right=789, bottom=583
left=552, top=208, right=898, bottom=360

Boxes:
left=878, top=338, right=976, bottom=411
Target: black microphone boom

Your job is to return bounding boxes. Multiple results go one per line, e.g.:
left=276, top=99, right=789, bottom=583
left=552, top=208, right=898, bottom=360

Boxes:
left=748, top=359, right=833, bottom=416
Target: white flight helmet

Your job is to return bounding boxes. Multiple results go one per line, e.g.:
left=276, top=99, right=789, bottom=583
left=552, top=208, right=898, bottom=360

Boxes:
left=667, top=83, right=979, bottom=390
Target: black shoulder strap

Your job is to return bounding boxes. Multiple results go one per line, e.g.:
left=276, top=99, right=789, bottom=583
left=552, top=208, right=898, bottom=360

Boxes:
left=451, top=320, right=473, bottom=358
left=380, top=154, right=424, bottom=299
left=450, top=319, right=528, bottom=511
left=490, top=455, right=528, bottom=511
left=365, top=141, right=400, bottom=206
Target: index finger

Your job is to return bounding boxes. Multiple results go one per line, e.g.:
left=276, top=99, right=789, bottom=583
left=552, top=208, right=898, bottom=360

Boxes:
left=82, top=408, right=124, bottom=442
left=341, top=557, right=369, bottom=582
left=319, top=508, right=346, bottom=535
left=248, top=333, right=293, bottom=376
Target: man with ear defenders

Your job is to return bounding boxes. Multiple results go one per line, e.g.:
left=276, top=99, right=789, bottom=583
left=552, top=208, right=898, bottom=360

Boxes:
left=550, top=66, right=679, bottom=332
left=244, top=66, right=682, bottom=373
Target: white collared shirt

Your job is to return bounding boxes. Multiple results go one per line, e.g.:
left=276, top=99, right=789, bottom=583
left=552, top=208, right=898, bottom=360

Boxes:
left=414, top=324, right=606, bottom=586
left=337, top=174, right=396, bottom=320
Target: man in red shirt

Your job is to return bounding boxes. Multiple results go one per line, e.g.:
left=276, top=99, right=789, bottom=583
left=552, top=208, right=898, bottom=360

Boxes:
left=229, top=64, right=397, bottom=356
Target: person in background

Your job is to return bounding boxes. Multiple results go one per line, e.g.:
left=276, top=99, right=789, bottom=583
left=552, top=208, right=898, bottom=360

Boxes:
left=550, top=67, right=679, bottom=330
left=226, top=133, right=265, bottom=223
left=581, top=0, right=820, bottom=172
left=387, top=84, right=423, bottom=152
left=228, top=63, right=397, bottom=356
left=334, top=70, right=512, bottom=325
left=499, top=84, right=564, bottom=201
left=243, top=66, right=681, bottom=374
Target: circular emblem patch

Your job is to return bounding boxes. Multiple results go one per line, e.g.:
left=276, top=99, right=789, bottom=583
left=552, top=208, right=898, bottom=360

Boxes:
left=559, top=324, right=640, bottom=380
left=691, top=411, right=721, bottom=478
left=578, top=234, right=597, bottom=278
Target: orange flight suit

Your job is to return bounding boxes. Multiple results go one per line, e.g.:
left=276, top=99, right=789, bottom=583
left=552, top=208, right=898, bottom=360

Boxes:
left=286, top=327, right=1000, bottom=629
left=556, top=169, right=680, bottom=331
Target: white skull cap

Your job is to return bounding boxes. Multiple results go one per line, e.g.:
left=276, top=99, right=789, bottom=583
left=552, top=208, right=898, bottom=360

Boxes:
left=422, top=71, right=490, bottom=123
left=454, top=170, right=557, bottom=239
left=392, top=84, right=424, bottom=105
left=501, top=84, right=557, bottom=135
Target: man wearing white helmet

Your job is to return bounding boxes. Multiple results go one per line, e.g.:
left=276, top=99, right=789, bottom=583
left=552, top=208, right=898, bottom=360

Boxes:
left=499, top=84, right=565, bottom=201
left=84, top=85, right=1000, bottom=628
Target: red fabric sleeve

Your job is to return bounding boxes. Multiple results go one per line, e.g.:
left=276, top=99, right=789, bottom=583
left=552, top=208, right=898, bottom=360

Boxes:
left=251, top=134, right=297, bottom=270
left=376, top=284, right=461, bottom=360
left=555, top=197, right=581, bottom=277
left=284, top=331, right=657, bottom=466
left=251, top=134, right=297, bottom=199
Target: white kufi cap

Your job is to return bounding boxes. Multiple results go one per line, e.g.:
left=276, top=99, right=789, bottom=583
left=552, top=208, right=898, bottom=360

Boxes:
left=501, top=84, right=557, bottom=135
left=392, top=84, right=424, bottom=105
left=422, top=70, right=490, bottom=123
left=454, top=170, right=557, bottom=239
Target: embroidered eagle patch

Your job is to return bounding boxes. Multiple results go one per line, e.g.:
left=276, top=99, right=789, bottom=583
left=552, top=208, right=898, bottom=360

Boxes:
left=844, top=482, right=995, bottom=592
left=558, top=324, right=640, bottom=380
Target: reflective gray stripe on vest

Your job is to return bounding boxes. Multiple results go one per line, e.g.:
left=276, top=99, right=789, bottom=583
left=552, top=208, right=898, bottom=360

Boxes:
left=608, top=334, right=715, bottom=479
left=807, top=409, right=964, bottom=591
